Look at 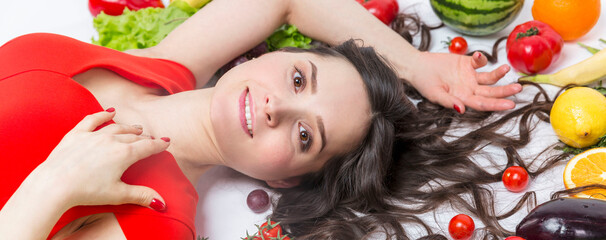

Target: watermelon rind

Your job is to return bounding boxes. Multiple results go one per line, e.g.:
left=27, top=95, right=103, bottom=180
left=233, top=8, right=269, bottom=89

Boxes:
left=429, top=0, right=525, bottom=36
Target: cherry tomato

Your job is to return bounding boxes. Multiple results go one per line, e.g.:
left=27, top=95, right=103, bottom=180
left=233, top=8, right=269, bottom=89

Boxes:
left=448, top=214, right=475, bottom=240
left=256, top=220, right=283, bottom=239
left=446, top=37, right=468, bottom=55
left=502, top=166, right=530, bottom=192
left=504, top=237, right=526, bottom=240
left=88, top=0, right=165, bottom=17
left=356, top=0, right=399, bottom=25
left=506, top=20, right=563, bottom=74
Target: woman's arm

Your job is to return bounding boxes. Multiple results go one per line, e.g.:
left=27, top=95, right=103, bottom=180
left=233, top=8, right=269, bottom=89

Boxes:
left=152, top=0, right=521, bottom=112
left=152, top=0, right=408, bottom=87
left=0, top=168, right=71, bottom=239
left=0, top=110, right=169, bottom=239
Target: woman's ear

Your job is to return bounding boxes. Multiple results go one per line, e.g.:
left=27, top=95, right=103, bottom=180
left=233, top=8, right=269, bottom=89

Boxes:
left=266, top=177, right=301, bottom=189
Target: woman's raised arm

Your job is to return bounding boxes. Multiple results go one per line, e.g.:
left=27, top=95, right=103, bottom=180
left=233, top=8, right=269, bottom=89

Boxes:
left=152, top=0, right=521, bottom=113
left=151, top=0, right=415, bottom=87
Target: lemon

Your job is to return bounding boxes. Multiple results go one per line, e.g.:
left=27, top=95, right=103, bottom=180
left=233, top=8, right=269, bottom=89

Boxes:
left=550, top=87, right=606, bottom=148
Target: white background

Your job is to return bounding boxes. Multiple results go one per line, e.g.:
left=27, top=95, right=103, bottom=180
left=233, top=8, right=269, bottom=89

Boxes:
left=1, top=0, right=606, bottom=239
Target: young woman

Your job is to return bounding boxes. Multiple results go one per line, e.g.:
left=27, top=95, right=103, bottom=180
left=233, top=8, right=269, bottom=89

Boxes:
left=0, top=0, right=524, bottom=239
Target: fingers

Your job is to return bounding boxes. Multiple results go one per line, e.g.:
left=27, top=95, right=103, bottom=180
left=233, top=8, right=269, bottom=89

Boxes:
left=128, top=138, right=170, bottom=162
left=462, top=95, right=516, bottom=112
left=474, top=83, right=523, bottom=99
left=117, top=183, right=166, bottom=212
left=73, top=108, right=116, bottom=132
left=476, top=64, right=510, bottom=85
left=98, top=123, right=144, bottom=135
left=113, top=133, right=153, bottom=143
left=432, top=88, right=466, bottom=114
left=470, top=51, right=488, bottom=69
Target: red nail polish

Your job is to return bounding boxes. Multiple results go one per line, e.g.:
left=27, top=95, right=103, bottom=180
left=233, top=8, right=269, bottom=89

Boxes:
left=161, top=137, right=170, bottom=142
left=150, top=198, right=166, bottom=212
left=106, top=107, right=115, bottom=112
left=453, top=104, right=462, bottom=114
left=150, top=136, right=155, bottom=140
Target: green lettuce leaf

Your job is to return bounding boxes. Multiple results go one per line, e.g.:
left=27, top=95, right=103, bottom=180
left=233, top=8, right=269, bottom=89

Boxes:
left=266, top=24, right=312, bottom=51
left=92, top=1, right=312, bottom=52
left=92, top=0, right=197, bottom=51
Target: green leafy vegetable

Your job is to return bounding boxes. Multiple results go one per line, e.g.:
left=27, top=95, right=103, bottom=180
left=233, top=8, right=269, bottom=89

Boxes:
left=266, top=24, right=312, bottom=51
left=92, top=1, right=312, bottom=52
left=92, top=0, right=196, bottom=51
left=561, top=136, right=606, bottom=155
left=594, top=81, right=606, bottom=95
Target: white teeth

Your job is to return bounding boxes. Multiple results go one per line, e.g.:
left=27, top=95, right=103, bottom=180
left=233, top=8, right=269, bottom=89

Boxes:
left=245, top=92, right=253, bottom=134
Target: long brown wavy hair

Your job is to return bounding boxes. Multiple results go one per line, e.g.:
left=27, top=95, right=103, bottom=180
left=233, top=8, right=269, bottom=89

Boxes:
left=269, top=13, right=587, bottom=239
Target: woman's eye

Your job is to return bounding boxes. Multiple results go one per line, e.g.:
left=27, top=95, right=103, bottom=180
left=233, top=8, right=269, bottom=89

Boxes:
left=293, top=67, right=305, bottom=92
left=299, top=124, right=311, bottom=149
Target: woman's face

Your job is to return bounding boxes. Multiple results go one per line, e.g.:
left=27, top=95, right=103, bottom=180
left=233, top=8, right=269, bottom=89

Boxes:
left=210, top=51, right=371, bottom=185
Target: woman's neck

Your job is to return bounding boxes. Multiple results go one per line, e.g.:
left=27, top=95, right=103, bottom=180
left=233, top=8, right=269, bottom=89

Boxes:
left=136, top=88, right=224, bottom=184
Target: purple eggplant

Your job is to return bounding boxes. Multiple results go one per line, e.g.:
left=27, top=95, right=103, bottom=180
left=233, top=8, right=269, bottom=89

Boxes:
left=516, top=197, right=606, bottom=240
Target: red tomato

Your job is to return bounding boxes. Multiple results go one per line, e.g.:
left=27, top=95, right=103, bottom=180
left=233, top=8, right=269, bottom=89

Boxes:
left=506, top=20, right=563, bottom=74
left=502, top=166, right=530, bottom=192
left=356, top=0, right=399, bottom=25
left=258, top=220, right=283, bottom=239
left=448, top=214, right=475, bottom=240
left=446, top=37, right=468, bottom=55
left=88, top=0, right=165, bottom=16
left=504, top=237, right=526, bottom=240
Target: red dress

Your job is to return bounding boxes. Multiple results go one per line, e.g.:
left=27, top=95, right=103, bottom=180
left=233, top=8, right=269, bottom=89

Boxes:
left=0, top=33, right=198, bottom=239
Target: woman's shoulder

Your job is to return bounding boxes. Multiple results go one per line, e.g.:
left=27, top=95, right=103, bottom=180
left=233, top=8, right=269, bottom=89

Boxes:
left=0, top=33, right=196, bottom=93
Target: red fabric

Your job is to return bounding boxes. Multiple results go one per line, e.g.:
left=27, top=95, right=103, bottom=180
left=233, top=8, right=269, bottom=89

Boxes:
left=0, top=33, right=198, bottom=239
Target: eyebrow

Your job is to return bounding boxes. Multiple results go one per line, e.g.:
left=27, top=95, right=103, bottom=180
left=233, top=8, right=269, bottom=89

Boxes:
left=317, top=116, right=326, bottom=152
left=308, top=60, right=324, bottom=152
left=309, top=60, right=317, bottom=94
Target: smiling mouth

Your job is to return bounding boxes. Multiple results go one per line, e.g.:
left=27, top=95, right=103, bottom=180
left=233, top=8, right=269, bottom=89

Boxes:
left=239, top=88, right=254, bottom=137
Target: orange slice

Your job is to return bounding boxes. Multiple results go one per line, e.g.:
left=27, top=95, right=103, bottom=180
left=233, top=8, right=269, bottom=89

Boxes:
left=563, top=147, right=606, bottom=199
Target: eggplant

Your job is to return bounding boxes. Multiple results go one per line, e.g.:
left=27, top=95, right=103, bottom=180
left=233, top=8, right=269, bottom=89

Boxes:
left=516, top=198, right=606, bottom=240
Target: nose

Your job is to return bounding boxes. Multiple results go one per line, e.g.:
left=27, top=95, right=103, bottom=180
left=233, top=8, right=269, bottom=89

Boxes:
left=263, top=94, right=294, bottom=128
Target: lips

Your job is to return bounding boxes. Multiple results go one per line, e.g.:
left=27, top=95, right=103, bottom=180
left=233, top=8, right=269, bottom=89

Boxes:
left=239, top=88, right=254, bottom=137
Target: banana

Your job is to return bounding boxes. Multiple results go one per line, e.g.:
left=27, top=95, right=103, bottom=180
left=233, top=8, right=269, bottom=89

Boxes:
left=519, top=46, right=606, bottom=87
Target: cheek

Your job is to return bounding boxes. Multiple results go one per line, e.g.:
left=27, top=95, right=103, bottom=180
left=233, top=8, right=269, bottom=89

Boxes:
left=255, top=137, right=294, bottom=171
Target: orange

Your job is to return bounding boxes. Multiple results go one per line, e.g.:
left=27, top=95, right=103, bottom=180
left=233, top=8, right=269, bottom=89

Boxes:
left=563, top=148, right=606, bottom=199
left=532, top=0, right=601, bottom=41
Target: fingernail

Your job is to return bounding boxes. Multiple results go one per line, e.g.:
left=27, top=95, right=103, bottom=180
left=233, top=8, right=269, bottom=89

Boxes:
left=106, top=107, right=115, bottom=112
left=150, top=198, right=166, bottom=212
left=132, top=124, right=143, bottom=130
left=161, top=137, right=170, bottom=142
left=150, top=136, right=155, bottom=140
left=474, top=52, right=481, bottom=59
left=453, top=104, right=462, bottom=114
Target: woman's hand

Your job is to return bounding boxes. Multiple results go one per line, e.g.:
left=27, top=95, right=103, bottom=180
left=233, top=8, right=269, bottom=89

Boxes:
left=38, top=109, right=170, bottom=210
left=407, top=51, right=522, bottom=114
left=0, top=109, right=170, bottom=239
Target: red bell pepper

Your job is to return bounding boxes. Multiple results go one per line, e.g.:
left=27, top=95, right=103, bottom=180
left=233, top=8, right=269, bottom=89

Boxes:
left=356, top=0, right=399, bottom=25
left=89, top=0, right=165, bottom=17
left=506, top=20, right=563, bottom=75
